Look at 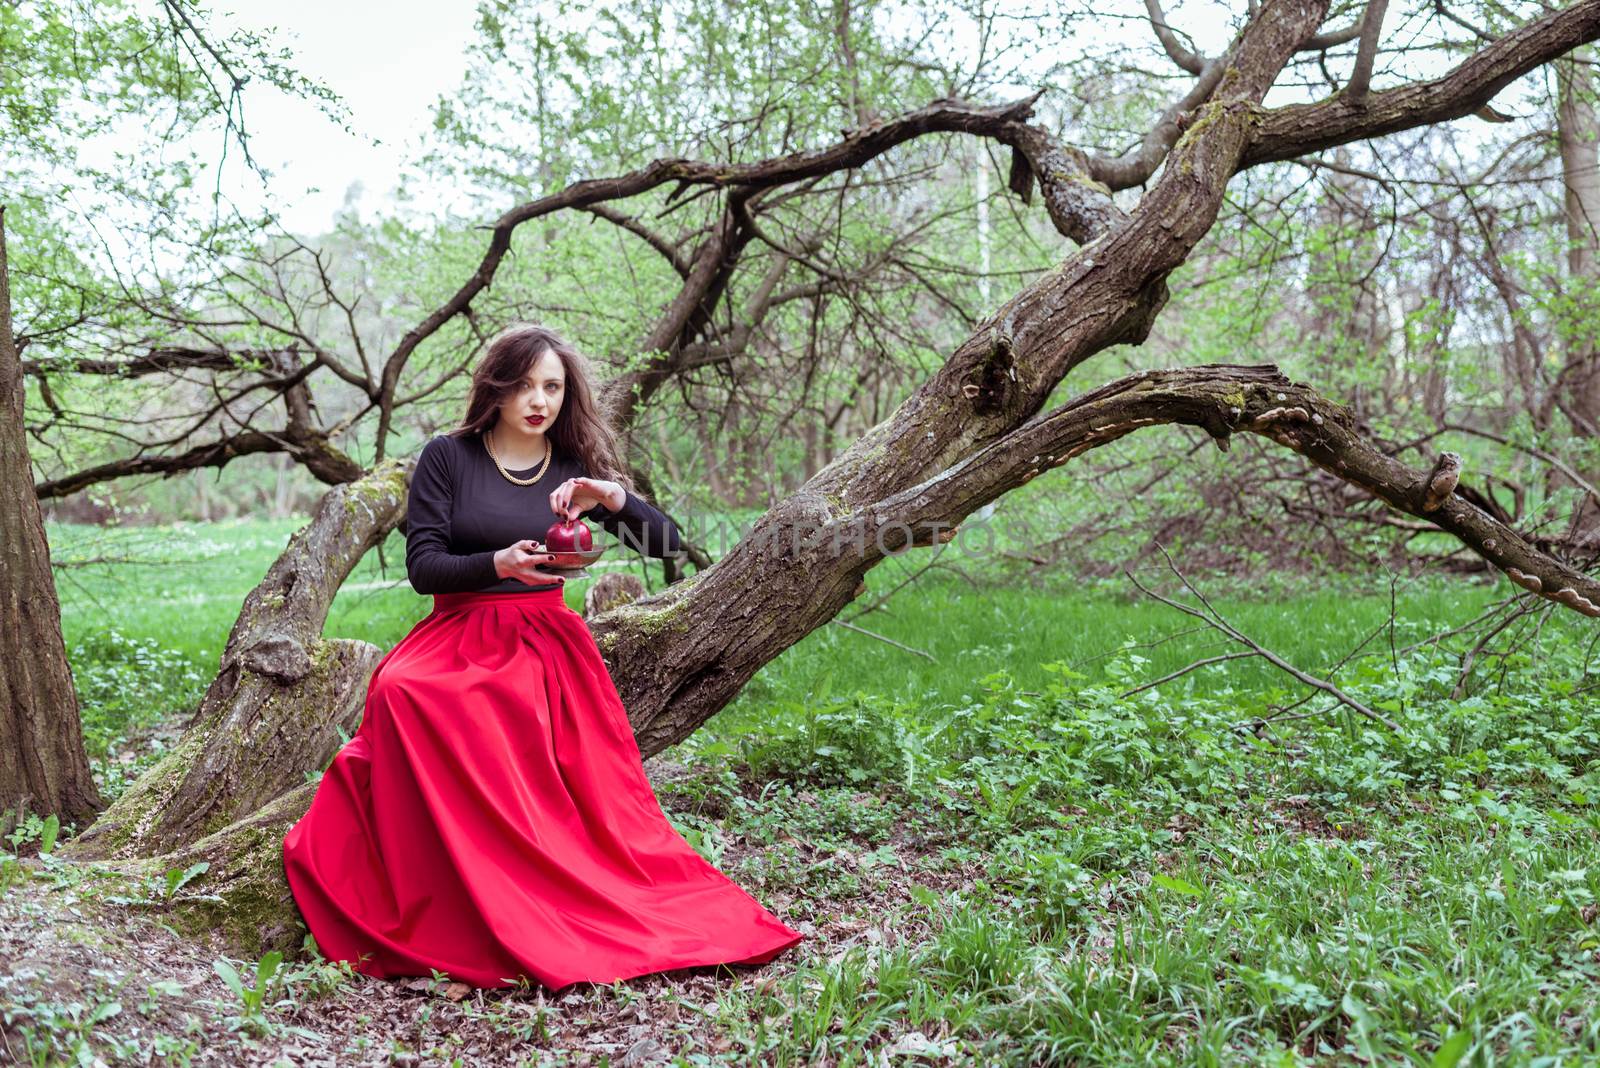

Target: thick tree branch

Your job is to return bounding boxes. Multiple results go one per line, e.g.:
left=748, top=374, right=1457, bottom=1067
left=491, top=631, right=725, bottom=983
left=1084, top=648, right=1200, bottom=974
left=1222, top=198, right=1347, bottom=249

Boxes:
left=63, top=460, right=410, bottom=860
left=579, top=203, right=695, bottom=278
left=371, top=93, right=1045, bottom=460
left=910, top=364, right=1600, bottom=619
left=21, top=347, right=284, bottom=378
left=34, top=426, right=363, bottom=499
left=1244, top=0, right=1600, bottom=167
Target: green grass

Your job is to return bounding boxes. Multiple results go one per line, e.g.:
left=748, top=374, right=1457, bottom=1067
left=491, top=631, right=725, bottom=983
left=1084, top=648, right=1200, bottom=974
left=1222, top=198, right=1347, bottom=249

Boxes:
left=27, top=515, right=1600, bottom=1065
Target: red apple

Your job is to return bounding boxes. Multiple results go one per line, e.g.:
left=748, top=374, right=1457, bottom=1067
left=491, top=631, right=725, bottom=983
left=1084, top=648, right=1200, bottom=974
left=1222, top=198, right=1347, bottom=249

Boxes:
left=544, top=518, right=593, bottom=553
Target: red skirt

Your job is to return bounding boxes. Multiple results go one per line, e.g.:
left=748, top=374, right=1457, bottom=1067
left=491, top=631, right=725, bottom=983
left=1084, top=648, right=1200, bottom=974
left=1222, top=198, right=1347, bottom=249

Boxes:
left=281, top=586, right=804, bottom=990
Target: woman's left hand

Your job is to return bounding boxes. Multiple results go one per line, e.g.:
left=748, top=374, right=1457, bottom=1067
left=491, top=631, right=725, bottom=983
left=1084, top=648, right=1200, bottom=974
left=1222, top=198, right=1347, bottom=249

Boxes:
left=551, top=477, right=625, bottom=521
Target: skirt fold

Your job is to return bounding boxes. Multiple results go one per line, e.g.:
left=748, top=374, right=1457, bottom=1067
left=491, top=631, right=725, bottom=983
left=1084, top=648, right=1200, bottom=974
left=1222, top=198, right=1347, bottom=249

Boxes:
left=282, top=587, right=804, bottom=990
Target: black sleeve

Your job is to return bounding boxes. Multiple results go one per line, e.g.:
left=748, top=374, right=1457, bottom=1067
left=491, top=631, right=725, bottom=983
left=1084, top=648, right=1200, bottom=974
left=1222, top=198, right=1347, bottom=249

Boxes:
left=405, top=437, right=500, bottom=594
left=585, top=486, right=685, bottom=560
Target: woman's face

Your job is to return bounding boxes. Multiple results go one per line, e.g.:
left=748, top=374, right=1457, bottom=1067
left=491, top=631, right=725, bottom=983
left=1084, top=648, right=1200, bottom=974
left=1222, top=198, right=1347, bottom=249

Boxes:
left=495, top=347, right=566, bottom=445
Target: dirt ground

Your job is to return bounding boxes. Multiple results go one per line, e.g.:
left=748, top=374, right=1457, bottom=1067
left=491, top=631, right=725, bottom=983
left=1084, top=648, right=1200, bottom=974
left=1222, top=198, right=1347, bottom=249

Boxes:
left=0, top=760, right=974, bottom=1067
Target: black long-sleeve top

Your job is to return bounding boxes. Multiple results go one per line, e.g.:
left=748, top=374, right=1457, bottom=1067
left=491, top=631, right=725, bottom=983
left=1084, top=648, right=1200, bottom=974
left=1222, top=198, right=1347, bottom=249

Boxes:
left=404, top=431, right=684, bottom=595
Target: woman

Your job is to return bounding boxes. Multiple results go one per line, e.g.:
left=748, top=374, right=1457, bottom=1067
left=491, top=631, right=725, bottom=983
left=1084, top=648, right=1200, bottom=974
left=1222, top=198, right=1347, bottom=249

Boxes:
left=281, top=324, right=804, bottom=991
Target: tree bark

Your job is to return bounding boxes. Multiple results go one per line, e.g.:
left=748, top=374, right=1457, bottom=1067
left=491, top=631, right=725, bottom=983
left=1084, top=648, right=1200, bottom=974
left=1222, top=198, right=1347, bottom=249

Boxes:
left=0, top=205, right=104, bottom=836
left=107, top=782, right=319, bottom=959
left=593, top=361, right=1600, bottom=758
left=1553, top=46, right=1600, bottom=543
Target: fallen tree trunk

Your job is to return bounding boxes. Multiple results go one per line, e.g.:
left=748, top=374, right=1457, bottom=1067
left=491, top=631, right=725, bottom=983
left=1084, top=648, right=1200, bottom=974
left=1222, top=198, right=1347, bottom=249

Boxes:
left=61, top=461, right=412, bottom=861
left=592, top=362, right=1600, bottom=756
left=590, top=0, right=1600, bottom=753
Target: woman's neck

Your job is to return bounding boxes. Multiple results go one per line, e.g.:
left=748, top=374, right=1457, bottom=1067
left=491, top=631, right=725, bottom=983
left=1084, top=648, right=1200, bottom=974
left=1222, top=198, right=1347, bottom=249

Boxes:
left=487, top=425, right=549, bottom=470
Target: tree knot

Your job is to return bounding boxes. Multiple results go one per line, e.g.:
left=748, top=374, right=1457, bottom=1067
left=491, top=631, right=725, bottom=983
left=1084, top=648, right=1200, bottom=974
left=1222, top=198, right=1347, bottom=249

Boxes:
left=239, top=633, right=313, bottom=684
left=964, top=325, right=1016, bottom=415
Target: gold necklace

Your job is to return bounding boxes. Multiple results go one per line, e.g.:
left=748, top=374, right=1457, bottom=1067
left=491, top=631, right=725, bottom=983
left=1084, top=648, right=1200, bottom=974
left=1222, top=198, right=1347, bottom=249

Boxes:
left=483, top=426, right=552, bottom=486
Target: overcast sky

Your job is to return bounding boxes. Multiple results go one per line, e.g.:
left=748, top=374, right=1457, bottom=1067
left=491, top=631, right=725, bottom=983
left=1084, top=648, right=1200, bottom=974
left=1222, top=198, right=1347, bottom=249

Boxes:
left=191, top=0, right=483, bottom=235
left=111, top=0, right=1530, bottom=243
left=170, top=0, right=1231, bottom=238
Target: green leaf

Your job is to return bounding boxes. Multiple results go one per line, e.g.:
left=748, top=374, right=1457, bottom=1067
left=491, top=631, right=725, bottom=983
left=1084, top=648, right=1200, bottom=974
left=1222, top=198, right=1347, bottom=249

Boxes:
left=163, top=860, right=208, bottom=898
left=257, top=950, right=283, bottom=988
left=1432, top=1029, right=1471, bottom=1068
left=1342, top=992, right=1389, bottom=1059
left=213, top=958, right=244, bottom=999
left=1151, top=873, right=1203, bottom=897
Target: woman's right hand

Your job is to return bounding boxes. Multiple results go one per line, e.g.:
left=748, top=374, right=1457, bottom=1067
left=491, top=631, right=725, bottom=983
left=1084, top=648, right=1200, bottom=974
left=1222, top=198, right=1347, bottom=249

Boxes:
left=494, top=540, right=567, bottom=585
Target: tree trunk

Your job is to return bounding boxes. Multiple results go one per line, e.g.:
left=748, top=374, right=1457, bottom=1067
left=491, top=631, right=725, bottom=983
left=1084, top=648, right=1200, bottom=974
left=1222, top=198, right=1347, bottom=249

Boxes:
left=60, top=460, right=412, bottom=860
left=107, top=782, right=319, bottom=959
left=1554, top=46, right=1600, bottom=543
left=0, top=205, right=104, bottom=837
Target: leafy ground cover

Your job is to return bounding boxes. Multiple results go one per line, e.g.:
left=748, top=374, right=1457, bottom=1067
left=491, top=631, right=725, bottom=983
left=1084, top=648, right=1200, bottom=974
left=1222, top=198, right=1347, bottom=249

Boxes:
left=4, top=518, right=1596, bottom=1065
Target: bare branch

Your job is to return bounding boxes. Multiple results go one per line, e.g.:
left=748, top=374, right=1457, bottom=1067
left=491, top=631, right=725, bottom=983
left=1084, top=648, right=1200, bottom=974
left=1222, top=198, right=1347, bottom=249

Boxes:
left=1346, top=0, right=1390, bottom=100
left=1145, top=0, right=1208, bottom=74
left=580, top=204, right=694, bottom=278
left=1244, top=0, right=1600, bottom=168
left=1123, top=544, right=1399, bottom=729
left=871, top=363, right=1600, bottom=621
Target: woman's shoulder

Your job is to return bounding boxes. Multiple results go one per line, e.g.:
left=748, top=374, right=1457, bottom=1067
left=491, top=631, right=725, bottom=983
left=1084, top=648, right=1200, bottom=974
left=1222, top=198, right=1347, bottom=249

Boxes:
left=421, top=431, right=479, bottom=461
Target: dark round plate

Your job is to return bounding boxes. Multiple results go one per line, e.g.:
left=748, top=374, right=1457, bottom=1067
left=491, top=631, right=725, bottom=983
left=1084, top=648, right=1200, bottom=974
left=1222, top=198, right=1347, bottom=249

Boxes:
left=537, top=544, right=608, bottom=570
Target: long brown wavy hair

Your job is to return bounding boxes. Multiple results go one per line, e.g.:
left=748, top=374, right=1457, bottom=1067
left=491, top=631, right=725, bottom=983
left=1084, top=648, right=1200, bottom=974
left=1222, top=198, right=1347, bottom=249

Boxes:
left=448, top=323, right=633, bottom=492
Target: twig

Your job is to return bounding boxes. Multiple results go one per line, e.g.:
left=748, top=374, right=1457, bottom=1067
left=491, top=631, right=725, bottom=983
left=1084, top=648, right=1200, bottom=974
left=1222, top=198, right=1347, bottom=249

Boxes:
left=1122, top=543, right=1400, bottom=731
left=1388, top=570, right=1400, bottom=681
left=1450, top=599, right=1543, bottom=699
left=842, top=546, right=947, bottom=622
left=1118, top=650, right=1258, bottom=697
left=830, top=619, right=937, bottom=661
left=1070, top=622, right=1216, bottom=669
left=1237, top=700, right=1342, bottom=736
